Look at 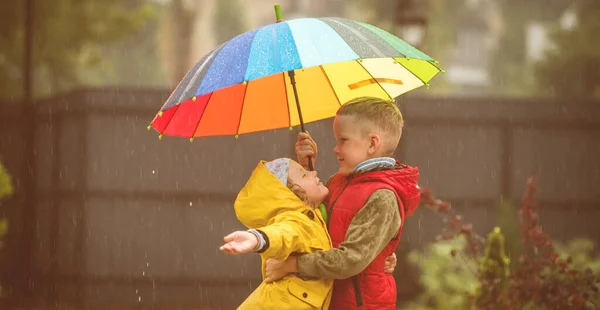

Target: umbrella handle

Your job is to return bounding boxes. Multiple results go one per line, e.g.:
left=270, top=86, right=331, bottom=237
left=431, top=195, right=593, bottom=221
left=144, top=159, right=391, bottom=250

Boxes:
left=274, top=4, right=284, bottom=23
left=287, top=69, right=314, bottom=171
left=307, top=155, right=314, bottom=171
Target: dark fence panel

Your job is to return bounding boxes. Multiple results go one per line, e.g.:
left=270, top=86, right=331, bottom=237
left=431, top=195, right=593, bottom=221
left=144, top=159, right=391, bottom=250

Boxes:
left=1, top=88, right=599, bottom=309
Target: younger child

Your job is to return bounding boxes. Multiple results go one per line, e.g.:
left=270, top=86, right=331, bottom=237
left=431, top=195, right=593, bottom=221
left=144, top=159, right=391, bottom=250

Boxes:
left=220, top=158, right=333, bottom=310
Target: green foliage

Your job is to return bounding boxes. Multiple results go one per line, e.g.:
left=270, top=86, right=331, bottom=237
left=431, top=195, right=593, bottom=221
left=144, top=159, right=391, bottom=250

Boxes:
left=553, top=238, right=600, bottom=307
left=0, top=219, right=6, bottom=249
left=0, top=160, right=14, bottom=296
left=554, top=238, right=600, bottom=273
left=487, top=0, right=572, bottom=97
left=407, top=233, right=600, bottom=310
left=411, top=184, right=600, bottom=309
left=496, top=199, right=522, bottom=267
left=213, top=0, right=248, bottom=45
left=0, top=0, right=158, bottom=99
left=479, top=227, right=510, bottom=280
left=534, top=1, right=600, bottom=99
left=0, top=161, right=13, bottom=200
left=476, top=227, right=510, bottom=306
left=406, top=236, right=478, bottom=310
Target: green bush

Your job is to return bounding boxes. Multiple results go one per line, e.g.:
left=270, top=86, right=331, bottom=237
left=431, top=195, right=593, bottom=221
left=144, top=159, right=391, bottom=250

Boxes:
left=554, top=238, right=600, bottom=273
left=405, top=236, right=478, bottom=310
left=0, top=160, right=13, bottom=296
left=409, top=180, right=600, bottom=309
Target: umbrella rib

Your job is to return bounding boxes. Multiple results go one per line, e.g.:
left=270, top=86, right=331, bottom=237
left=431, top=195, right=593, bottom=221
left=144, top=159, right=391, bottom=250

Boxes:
left=428, top=60, right=444, bottom=72
left=159, top=104, right=181, bottom=136
left=319, top=65, right=342, bottom=107
left=394, top=58, right=439, bottom=87
left=190, top=92, right=213, bottom=138
left=355, top=59, right=394, bottom=102
left=234, top=82, right=250, bottom=137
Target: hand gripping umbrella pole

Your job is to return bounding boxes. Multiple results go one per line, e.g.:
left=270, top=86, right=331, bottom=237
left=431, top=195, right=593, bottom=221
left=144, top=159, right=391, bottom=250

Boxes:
left=276, top=4, right=314, bottom=171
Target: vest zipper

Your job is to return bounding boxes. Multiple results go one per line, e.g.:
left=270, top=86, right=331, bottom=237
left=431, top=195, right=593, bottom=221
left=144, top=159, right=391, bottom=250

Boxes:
left=352, top=276, right=364, bottom=307
left=327, top=177, right=363, bottom=306
left=326, top=177, right=353, bottom=229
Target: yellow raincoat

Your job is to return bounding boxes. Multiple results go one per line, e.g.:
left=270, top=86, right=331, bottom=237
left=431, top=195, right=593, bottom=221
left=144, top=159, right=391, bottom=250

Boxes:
left=234, top=161, right=333, bottom=310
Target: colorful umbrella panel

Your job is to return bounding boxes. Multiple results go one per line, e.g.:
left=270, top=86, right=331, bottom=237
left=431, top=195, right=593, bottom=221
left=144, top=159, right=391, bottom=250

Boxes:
left=151, top=17, right=442, bottom=139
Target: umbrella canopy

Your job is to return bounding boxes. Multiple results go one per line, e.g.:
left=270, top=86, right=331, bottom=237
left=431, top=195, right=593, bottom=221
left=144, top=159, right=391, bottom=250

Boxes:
left=150, top=12, right=442, bottom=140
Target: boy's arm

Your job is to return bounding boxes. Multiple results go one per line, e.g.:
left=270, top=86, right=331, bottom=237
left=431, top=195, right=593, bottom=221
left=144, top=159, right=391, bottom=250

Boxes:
left=254, top=211, right=319, bottom=261
left=296, top=189, right=401, bottom=279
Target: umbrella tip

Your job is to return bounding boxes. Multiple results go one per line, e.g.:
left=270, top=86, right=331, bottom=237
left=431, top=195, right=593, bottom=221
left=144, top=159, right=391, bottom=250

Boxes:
left=158, top=134, right=163, bottom=140
left=235, top=134, right=239, bottom=139
left=274, top=4, right=284, bottom=23
left=158, top=111, right=163, bottom=117
left=147, top=125, right=152, bottom=131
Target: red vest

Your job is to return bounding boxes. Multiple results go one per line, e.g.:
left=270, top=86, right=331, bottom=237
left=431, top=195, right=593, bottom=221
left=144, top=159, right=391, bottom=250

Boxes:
left=325, top=164, right=420, bottom=310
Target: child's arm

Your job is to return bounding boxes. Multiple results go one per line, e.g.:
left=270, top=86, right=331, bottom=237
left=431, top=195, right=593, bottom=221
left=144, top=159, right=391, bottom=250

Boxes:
left=221, top=211, right=320, bottom=260
left=253, top=211, right=320, bottom=261
left=267, top=189, right=401, bottom=281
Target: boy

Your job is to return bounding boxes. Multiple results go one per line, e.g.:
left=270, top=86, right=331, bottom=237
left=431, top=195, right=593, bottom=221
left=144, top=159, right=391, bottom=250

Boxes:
left=265, top=97, right=421, bottom=310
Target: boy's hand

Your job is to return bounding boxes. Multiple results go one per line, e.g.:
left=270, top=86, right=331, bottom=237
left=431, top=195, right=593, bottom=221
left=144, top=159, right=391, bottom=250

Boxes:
left=295, top=132, right=318, bottom=170
left=384, top=252, right=397, bottom=274
left=219, top=231, right=258, bottom=255
left=265, top=256, right=297, bottom=283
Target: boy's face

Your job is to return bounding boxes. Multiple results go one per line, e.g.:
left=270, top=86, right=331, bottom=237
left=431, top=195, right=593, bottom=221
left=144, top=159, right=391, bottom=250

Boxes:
left=332, top=115, right=376, bottom=176
left=288, top=161, right=329, bottom=203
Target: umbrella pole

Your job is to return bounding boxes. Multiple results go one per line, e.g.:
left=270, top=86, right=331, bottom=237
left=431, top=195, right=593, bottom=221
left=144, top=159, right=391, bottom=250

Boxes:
left=288, top=70, right=314, bottom=171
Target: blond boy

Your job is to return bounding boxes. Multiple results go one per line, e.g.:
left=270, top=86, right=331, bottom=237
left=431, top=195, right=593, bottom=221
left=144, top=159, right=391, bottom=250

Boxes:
left=265, top=97, right=421, bottom=310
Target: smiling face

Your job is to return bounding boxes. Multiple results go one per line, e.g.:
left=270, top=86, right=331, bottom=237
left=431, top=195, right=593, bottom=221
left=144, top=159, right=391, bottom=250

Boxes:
left=287, top=160, right=329, bottom=207
left=332, top=97, right=405, bottom=175
left=333, top=115, right=380, bottom=176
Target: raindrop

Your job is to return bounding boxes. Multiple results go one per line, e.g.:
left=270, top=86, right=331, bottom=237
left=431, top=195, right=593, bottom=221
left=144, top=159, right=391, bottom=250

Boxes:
left=152, top=170, right=156, bottom=174
left=189, top=201, right=193, bottom=206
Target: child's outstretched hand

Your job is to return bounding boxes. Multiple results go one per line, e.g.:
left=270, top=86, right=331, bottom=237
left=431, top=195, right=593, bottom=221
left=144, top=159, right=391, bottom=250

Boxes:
left=295, top=132, right=318, bottom=170
left=219, top=231, right=258, bottom=255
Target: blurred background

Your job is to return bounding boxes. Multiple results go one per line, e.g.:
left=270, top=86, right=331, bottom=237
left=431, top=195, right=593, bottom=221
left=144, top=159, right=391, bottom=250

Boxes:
left=0, top=0, right=598, bottom=309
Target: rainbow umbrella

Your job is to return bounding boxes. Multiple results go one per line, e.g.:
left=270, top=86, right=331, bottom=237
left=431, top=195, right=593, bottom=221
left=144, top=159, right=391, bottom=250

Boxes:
left=150, top=5, right=441, bottom=145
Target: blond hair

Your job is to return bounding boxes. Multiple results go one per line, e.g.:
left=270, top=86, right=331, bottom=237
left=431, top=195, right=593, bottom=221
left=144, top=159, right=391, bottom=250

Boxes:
left=286, top=179, right=316, bottom=208
left=337, top=97, right=404, bottom=156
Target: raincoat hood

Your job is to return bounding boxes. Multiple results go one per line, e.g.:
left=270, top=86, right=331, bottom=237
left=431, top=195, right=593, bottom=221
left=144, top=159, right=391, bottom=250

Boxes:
left=234, top=160, right=307, bottom=229
left=353, top=163, right=421, bottom=218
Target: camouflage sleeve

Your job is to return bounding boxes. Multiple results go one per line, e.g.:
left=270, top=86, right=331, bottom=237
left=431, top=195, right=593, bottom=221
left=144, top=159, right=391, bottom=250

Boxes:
left=296, top=189, right=401, bottom=279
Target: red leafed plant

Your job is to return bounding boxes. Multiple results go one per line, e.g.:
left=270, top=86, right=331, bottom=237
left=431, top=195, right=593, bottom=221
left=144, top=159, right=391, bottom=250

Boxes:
left=420, top=177, right=600, bottom=310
